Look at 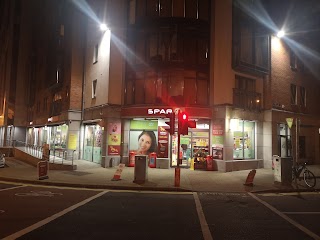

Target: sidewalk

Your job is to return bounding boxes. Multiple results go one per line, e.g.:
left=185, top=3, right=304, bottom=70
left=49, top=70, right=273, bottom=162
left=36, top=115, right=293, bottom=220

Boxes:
left=1, top=157, right=319, bottom=193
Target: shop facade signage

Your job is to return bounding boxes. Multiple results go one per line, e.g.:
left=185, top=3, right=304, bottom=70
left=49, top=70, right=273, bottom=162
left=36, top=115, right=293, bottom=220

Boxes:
left=147, top=108, right=173, bottom=115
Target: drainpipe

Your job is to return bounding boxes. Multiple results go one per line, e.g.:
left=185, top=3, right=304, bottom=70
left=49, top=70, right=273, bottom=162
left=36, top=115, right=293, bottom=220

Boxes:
left=80, top=15, right=88, bottom=160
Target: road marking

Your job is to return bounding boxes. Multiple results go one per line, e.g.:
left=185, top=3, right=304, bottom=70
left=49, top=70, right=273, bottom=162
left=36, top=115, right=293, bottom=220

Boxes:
left=248, top=192, right=320, bottom=240
left=258, top=192, right=320, bottom=197
left=3, top=190, right=108, bottom=240
left=283, top=212, right=320, bottom=215
left=0, top=185, right=25, bottom=192
left=15, top=191, right=63, bottom=197
left=193, top=192, right=213, bottom=240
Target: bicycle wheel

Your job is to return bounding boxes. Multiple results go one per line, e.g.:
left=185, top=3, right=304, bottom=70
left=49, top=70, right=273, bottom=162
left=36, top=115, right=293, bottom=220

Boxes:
left=303, top=170, right=316, bottom=188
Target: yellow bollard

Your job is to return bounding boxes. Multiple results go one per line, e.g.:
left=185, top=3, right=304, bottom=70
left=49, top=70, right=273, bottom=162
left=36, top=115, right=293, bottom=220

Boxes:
left=190, top=158, right=194, bottom=170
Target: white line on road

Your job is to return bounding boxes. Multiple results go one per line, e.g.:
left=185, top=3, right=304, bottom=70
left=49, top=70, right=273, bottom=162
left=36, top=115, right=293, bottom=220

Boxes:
left=0, top=185, right=25, bottom=192
left=283, top=212, right=320, bottom=215
left=248, top=192, right=320, bottom=240
left=259, top=192, right=320, bottom=197
left=193, top=192, right=213, bottom=240
left=3, top=190, right=108, bottom=240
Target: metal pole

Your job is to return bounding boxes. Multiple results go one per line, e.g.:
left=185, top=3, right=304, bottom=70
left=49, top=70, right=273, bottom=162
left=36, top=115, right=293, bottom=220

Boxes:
left=295, top=118, right=299, bottom=166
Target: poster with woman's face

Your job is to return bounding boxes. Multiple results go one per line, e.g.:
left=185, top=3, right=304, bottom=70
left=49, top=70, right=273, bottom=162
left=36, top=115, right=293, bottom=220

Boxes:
left=129, top=130, right=158, bottom=155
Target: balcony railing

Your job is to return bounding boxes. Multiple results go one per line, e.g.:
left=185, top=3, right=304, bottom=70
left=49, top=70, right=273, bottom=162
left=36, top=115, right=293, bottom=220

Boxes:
left=233, top=88, right=261, bottom=111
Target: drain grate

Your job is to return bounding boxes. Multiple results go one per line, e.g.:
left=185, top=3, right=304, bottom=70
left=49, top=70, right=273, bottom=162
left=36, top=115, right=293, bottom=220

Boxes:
left=62, top=171, right=92, bottom=176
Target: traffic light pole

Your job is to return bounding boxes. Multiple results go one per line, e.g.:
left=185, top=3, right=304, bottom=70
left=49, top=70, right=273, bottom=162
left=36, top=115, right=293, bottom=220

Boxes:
left=175, top=110, right=181, bottom=187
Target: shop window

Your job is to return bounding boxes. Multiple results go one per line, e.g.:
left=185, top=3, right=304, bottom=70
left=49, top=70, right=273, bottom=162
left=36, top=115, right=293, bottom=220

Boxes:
left=232, top=120, right=255, bottom=160
left=300, top=86, right=306, bottom=107
left=290, top=84, right=297, bottom=105
left=278, top=123, right=292, bottom=157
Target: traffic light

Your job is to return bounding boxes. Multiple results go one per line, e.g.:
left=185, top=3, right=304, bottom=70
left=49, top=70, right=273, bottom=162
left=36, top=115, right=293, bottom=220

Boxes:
left=165, top=112, right=175, bottom=135
left=178, top=111, right=189, bottom=135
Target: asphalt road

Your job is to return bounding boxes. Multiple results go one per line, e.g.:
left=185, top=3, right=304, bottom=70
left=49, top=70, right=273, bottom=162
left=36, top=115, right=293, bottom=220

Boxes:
left=0, top=182, right=319, bottom=240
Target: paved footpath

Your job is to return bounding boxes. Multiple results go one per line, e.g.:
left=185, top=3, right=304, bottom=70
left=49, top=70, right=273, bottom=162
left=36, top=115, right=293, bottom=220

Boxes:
left=1, top=157, right=319, bottom=193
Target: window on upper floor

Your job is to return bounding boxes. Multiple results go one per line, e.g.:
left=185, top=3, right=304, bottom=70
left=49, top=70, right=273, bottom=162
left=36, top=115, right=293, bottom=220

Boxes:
left=93, top=44, right=99, bottom=64
left=232, top=0, right=270, bottom=75
left=125, top=70, right=208, bottom=106
left=300, top=86, right=306, bottom=107
left=290, top=49, right=304, bottom=72
left=36, top=101, right=40, bottom=113
left=43, top=97, right=48, bottom=111
left=290, top=84, right=297, bottom=105
left=92, top=79, right=97, bottom=99
left=131, top=0, right=209, bottom=21
left=233, top=75, right=261, bottom=111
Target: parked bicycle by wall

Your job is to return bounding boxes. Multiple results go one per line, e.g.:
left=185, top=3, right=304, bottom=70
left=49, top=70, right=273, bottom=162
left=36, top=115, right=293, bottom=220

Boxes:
left=292, top=162, right=316, bottom=188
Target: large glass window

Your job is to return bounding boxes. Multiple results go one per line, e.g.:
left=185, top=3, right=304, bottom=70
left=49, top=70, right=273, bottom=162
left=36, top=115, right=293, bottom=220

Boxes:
left=232, top=120, right=255, bottom=159
left=126, top=70, right=208, bottom=106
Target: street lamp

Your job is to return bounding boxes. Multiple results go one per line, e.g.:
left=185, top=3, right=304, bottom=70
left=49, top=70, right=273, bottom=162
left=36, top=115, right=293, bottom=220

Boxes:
left=277, top=30, right=285, bottom=38
left=100, top=23, right=108, bottom=32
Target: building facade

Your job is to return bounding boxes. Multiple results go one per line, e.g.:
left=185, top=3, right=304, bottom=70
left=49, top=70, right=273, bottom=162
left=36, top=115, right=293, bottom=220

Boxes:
left=1, top=0, right=320, bottom=171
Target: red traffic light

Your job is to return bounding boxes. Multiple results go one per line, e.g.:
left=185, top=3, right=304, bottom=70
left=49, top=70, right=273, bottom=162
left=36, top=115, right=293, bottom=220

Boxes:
left=178, top=112, right=189, bottom=135
left=182, top=113, right=187, bottom=120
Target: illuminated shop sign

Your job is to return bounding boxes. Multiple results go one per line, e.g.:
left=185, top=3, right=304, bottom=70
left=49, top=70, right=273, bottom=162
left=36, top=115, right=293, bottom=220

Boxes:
left=147, top=108, right=173, bottom=115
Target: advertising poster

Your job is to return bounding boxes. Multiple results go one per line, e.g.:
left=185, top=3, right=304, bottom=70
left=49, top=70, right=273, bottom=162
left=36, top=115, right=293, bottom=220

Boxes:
left=158, top=126, right=169, bottom=158
left=107, top=122, right=121, bottom=155
left=212, top=123, right=224, bottom=160
left=129, top=120, right=158, bottom=156
left=67, top=133, right=77, bottom=150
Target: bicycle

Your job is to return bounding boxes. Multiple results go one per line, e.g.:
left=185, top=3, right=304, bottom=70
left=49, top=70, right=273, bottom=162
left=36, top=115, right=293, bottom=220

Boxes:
left=292, top=162, right=316, bottom=188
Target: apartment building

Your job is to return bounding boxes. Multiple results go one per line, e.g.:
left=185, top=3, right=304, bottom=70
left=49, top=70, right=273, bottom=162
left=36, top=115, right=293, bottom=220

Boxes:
left=1, top=0, right=319, bottom=171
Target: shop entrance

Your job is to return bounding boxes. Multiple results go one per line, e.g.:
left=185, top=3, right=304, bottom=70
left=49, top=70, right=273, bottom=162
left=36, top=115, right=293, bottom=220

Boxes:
left=83, top=124, right=103, bottom=164
left=171, top=130, right=209, bottom=168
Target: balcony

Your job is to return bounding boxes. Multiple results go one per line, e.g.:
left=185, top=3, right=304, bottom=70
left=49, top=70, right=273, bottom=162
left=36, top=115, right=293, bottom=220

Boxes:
left=233, top=89, right=261, bottom=112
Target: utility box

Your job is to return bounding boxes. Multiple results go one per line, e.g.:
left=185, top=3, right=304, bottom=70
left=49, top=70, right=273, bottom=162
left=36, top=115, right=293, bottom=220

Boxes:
left=133, top=155, right=148, bottom=184
left=273, top=155, right=293, bottom=184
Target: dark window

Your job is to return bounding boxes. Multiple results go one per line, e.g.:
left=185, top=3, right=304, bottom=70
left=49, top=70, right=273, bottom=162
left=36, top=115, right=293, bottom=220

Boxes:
left=160, top=0, right=172, bottom=17
left=290, top=49, right=304, bottom=72
left=232, top=0, right=270, bottom=75
left=147, top=0, right=159, bottom=17
left=300, top=86, right=306, bottom=107
left=290, top=84, right=297, bottom=105
left=233, top=75, right=261, bottom=111
left=93, top=44, right=99, bottom=64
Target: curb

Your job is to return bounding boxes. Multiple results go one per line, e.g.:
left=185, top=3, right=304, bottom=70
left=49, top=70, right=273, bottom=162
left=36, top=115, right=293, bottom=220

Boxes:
left=0, top=177, right=193, bottom=193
